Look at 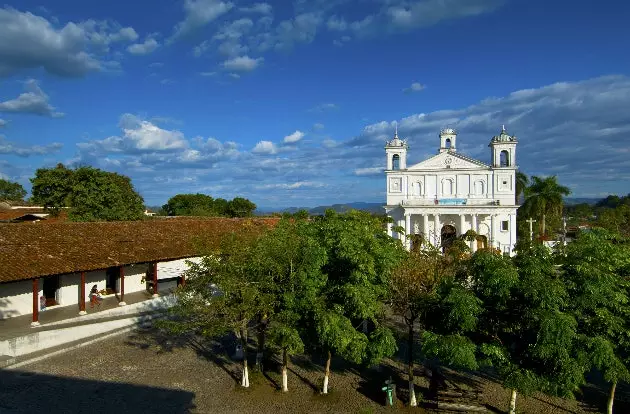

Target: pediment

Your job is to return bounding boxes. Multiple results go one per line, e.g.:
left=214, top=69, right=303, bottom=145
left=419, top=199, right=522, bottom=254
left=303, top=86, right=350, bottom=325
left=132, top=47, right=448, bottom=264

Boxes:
left=407, top=151, right=490, bottom=171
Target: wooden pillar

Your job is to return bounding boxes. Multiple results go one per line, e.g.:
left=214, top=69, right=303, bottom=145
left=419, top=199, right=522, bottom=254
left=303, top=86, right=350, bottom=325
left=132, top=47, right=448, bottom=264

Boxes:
left=119, top=266, right=126, bottom=306
left=180, top=273, right=186, bottom=287
left=79, top=271, right=87, bottom=315
left=31, top=278, right=40, bottom=327
left=152, top=263, right=159, bottom=297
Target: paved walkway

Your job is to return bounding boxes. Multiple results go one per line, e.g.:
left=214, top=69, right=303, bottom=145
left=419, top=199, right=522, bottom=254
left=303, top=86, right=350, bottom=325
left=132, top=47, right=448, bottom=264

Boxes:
left=0, top=290, right=161, bottom=341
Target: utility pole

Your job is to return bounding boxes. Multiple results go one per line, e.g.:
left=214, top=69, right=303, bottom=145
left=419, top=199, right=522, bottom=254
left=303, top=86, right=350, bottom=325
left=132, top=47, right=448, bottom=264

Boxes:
left=526, top=218, right=537, bottom=242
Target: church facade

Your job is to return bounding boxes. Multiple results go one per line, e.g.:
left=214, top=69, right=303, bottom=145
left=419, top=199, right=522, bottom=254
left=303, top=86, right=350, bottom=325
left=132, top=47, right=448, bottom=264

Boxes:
left=384, top=127, right=519, bottom=255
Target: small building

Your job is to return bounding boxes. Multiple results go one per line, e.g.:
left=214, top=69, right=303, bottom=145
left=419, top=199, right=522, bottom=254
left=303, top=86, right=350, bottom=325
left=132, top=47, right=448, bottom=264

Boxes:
left=384, top=126, right=519, bottom=255
left=0, top=218, right=276, bottom=326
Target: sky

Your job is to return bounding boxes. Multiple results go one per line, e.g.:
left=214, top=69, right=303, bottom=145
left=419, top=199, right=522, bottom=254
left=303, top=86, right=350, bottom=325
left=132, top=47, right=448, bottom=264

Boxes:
left=0, top=0, right=629, bottom=209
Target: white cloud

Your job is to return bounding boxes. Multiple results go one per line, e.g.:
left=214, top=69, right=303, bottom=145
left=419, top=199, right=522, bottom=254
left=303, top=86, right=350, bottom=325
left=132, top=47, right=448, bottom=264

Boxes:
left=228, top=73, right=241, bottom=79
left=239, top=3, right=272, bottom=14
left=255, top=181, right=326, bottom=190
left=403, top=82, right=426, bottom=93
left=222, top=55, right=263, bottom=71
left=0, top=7, right=140, bottom=78
left=0, top=119, right=6, bottom=127
left=354, top=167, right=384, bottom=176
left=0, top=79, right=64, bottom=117
left=148, top=62, right=164, bottom=68
left=127, top=38, right=160, bottom=55
left=313, top=123, right=325, bottom=130
left=200, top=71, right=217, bottom=77
left=169, top=0, right=233, bottom=42
left=0, top=136, right=62, bottom=157
left=252, top=140, right=277, bottom=154
left=283, top=130, right=305, bottom=144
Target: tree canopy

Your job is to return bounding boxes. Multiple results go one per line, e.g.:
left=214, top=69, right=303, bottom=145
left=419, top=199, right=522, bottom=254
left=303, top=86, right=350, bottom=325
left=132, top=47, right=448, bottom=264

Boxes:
left=162, top=193, right=256, bottom=218
left=30, top=164, right=145, bottom=221
left=0, top=178, right=26, bottom=202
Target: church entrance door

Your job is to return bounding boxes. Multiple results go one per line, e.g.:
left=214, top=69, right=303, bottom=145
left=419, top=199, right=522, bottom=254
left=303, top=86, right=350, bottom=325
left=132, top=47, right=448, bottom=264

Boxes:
left=441, top=225, right=457, bottom=252
left=476, top=235, right=488, bottom=250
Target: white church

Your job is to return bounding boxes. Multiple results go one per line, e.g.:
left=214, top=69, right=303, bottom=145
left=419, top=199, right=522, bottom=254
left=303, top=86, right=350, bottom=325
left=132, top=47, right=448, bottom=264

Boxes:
left=384, top=126, right=519, bottom=255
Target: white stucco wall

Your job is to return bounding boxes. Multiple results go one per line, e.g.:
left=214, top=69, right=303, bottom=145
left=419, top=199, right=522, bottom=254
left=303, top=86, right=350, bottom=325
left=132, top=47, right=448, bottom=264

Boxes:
left=0, top=280, right=40, bottom=319
left=122, top=264, right=147, bottom=294
left=157, top=257, right=203, bottom=280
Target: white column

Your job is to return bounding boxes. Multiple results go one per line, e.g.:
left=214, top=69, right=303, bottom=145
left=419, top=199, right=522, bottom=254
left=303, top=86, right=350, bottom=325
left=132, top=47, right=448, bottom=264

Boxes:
left=405, top=213, right=411, bottom=250
left=471, top=214, right=478, bottom=252
left=490, top=214, right=496, bottom=249
left=423, top=214, right=429, bottom=241
left=510, top=213, right=517, bottom=255
left=434, top=214, right=441, bottom=248
left=459, top=214, right=466, bottom=237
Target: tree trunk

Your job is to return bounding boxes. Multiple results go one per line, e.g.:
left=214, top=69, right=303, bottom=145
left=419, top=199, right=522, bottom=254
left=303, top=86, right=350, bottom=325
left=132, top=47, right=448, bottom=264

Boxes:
left=256, top=316, right=267, bottom=371
left=240, top=328, right=250, bottom=388
left=608, top=381, right=616, bottom=414
left=282, top=348, right=289, bottom=392
left=508, top=388, right=517, bottom=414
left=408, top=323, right=417, bottom=406
left=322, top=350, right=332, bottom=394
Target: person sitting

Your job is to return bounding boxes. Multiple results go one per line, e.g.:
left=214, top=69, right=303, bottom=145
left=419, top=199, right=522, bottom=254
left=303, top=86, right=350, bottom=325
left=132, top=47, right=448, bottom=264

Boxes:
left=89, top=285, right=102, bottom=308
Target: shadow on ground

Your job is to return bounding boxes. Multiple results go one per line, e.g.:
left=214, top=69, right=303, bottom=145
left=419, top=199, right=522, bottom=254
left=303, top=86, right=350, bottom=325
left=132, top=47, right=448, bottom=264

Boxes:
left=0, top=370, right=195, bottom=414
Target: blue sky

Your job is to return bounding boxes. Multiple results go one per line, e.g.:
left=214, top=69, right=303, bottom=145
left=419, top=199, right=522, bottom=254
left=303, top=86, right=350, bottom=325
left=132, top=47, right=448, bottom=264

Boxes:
left=0, top=0, right=629, bottom=209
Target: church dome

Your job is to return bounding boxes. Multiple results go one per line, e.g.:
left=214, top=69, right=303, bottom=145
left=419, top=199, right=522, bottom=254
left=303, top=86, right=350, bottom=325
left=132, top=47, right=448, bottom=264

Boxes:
left=492, top=125, right=516, bottom=142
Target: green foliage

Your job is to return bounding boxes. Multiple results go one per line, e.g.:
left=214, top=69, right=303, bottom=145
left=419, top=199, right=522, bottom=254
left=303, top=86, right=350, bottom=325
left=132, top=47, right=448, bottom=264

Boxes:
left=421, top=331, right=478, bottom=370
left=30, top=163, right=73, bottom=214
left=315, top=310, right=367, bottom=364
left=162, top=193, right=256, bottom=218
left=0, top=178, right=26, bottom=202
left=68, top=167, right=145, bottom=221
left=519, top=175, right=571, bottom=237
left=30, top=164, right=144, bottom=220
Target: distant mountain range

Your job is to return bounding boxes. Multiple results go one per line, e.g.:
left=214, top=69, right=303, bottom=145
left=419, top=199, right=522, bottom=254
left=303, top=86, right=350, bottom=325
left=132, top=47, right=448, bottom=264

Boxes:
left=257, top=197, right=603, bottom=216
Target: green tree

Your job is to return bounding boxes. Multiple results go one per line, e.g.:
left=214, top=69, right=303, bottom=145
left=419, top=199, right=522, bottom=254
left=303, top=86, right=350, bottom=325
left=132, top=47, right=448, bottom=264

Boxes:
left=309, top=210, right=404, bottom=394
left=162, top=193, right=215, bottom=216
left=563, top=229, right=630, bottom=414
left=390, top=249, right=442, bottom=406
left=251, top=218, right=327, bottom=392
left=30, top=163, right=73, bottom=214
left=422, top=247, right=587, bottom=414
left=515, top=171, right=529, bottom=205
left=0, top=178, right=26, bottom=202
left=598, top=205, right=630, bottom=237
left=227, top=197, right=257, bottom=218
left=521, top=175, right=571, bottom=237
left=68, top=167, right=145, bottom=221
left=160, top=231, right=271, bottom=388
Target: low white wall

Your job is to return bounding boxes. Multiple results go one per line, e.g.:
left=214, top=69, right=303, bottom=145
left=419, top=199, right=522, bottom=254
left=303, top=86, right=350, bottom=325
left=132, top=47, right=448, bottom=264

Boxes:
left=0, top=280, right=40, bottom=319
left=122, top=264, right=147, bottom=295
left=156, top=257, right=202, bottom=280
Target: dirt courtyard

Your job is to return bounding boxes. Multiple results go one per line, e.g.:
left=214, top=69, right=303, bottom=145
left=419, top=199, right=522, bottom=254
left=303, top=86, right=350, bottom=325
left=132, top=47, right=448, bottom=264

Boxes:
left=0, top=326, right=625, bottom=413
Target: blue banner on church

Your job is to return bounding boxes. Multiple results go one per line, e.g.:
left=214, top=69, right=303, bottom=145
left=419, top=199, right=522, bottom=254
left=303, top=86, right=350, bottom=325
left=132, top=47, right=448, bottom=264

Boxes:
left=438, top=198, right=467, bottom=205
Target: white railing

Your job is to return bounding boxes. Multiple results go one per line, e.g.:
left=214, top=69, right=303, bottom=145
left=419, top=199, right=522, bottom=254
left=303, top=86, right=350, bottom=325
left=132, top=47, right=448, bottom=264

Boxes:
left=401, top=198, right=501, bottom=206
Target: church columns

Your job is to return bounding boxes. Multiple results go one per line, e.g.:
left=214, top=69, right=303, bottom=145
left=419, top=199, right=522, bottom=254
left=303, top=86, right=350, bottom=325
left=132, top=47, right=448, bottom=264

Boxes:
left=471, top=214, right=478, bottom=253
left=490, top=214, right=496, bottom=250
left=434, top=214, right=441, bottom=246
left=404, top=213, right=411, bottom=249
left=423, top=215, right=429, bottom=241
left=459, top=214, right=466, bottom=237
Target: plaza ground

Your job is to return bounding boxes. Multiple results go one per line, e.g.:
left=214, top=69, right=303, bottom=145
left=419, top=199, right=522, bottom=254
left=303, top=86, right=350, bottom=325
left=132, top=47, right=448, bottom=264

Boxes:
left=2, top=324, right=628, bottom=413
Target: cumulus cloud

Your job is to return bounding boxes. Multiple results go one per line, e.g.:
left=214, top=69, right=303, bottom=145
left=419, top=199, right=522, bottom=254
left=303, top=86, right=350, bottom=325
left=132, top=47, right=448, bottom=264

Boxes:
left=354, top=167, right=384, bottom=176
left=0, top=136, right=62, bottom=157
left=283, top=130, right=305, bottom=144
left=403, top=82, right=425, bottom=93
left=0, top=80, right=64, bottom=117
left=127, top=38, right=160, bottom=55
left=0, top=7, right=139, bottom=77
left=0, top=119, right=6, bottom=127
left=239, top=3, right=272, bottom=14
left=255, top=181, right=326, bottom=190
left=252, top=140, right=277, bottom=154
left=169, top=0, right=233, bottom=42
left=222, top=55, right=263, bottom=71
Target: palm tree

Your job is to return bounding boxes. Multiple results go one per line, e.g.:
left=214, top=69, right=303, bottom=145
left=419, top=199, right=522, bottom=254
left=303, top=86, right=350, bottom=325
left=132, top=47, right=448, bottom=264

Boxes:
left=515, top=171, right=529, bottom=205
left=522, top=176, right=571, bottom=237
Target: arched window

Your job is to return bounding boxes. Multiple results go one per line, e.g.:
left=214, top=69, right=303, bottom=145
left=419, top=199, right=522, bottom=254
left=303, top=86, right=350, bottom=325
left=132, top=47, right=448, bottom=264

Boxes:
left=442, top=178, right=454, bottom=195
left=500, top=150, right=510, bottom=167
left=392, top=154, right=400, bottom=170
left=445, top=138, right=451, bottom=148
left=474, top=180, right=485, bottom=196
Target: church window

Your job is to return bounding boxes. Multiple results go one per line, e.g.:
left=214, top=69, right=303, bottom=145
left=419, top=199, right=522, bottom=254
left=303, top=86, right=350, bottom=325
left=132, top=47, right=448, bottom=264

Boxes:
left=501, top=220, right=509, bottom=231
left=474, top=180, right=485, bottom=196
left=442, top=178, right=454, bottom=196
left=392, top=154, right=400, bottom=170
left=500, top=150, right=510, bottom=167
left=445, top=138, right=451, bottom=148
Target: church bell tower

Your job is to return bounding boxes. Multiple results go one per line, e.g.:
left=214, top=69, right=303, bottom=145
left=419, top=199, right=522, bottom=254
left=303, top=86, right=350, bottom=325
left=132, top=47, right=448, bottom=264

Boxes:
left=489, top=125, right=518, bottom=168
left=385, top=124, right=408, bottom=170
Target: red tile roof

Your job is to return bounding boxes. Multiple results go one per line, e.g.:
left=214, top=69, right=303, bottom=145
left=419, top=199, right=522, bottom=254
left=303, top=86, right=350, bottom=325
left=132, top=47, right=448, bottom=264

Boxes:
left=0, top=218, right=277, bottom=283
